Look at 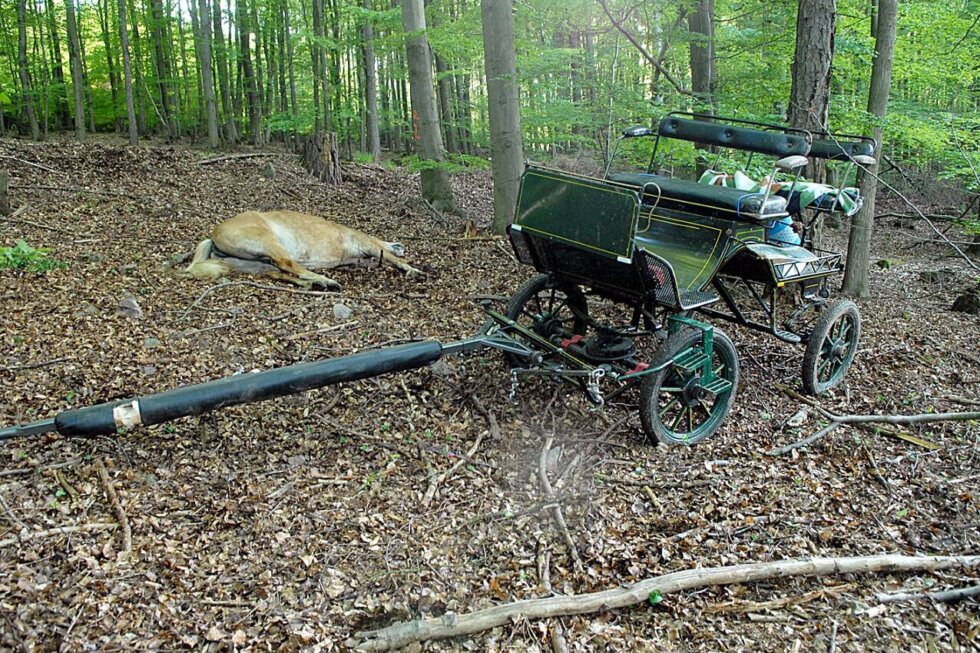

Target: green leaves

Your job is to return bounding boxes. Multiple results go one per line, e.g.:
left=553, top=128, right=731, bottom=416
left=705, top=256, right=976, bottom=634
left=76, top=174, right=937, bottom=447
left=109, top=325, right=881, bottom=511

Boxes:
left=0, top=240, right=66, bottom=274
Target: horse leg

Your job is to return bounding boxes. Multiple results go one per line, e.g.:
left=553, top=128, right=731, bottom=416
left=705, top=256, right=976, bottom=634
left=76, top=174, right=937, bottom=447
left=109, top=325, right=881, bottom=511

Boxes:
left=263, top=244, right=342, bottom=290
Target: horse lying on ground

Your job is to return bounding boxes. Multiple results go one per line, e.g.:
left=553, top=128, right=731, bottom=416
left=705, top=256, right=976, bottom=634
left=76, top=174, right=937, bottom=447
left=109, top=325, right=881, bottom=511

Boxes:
left=184, top=210, right=420, bottom=290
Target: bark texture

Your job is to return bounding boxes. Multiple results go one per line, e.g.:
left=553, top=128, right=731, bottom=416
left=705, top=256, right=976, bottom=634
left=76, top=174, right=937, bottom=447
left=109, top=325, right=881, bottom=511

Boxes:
left=481, top=0, right=523, bottom=233
left=401, top=0, right=457, bottom=213
left=842, top=0, right=898, bottom=298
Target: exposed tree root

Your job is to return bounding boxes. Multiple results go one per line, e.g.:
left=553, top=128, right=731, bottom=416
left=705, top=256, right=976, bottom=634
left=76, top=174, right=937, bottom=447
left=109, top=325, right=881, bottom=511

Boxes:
left=351, top=554, right=980, bottom=651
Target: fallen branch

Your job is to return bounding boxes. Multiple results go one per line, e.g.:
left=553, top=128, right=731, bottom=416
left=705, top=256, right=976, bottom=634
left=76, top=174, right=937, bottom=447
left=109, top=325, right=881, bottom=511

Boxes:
left=352, top=554, right=980, bottom=651
left=10, top=184, right=133, bottom=199
left=0, top=523, right=116, bottom=549
left=0, top=154, right=59, bottom=173
left=181, top=280, right=337, bottom=319
left=538, top=435, right=581, bottom=567
left=0, top=356, right=74, bottom=373
left=196, top=152, right=286, bottom=165
left=96, top=459, right=132, bottom=561
left=422, top=394, right=496, bottom=507
left=876, top=584, right=980, bottom=604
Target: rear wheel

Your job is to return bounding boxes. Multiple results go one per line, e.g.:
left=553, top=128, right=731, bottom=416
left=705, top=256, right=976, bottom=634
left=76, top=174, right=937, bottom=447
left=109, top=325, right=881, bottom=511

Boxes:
left=802, top=299, right=860, bottom=395
left=639, top=327, right=739, bottom=446
left=505, top=274, right=588, bottom=366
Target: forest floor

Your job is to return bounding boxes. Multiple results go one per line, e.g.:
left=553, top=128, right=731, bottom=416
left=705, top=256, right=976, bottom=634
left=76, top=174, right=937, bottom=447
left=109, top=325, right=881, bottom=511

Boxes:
left=0, top=136, right=977, bottom=652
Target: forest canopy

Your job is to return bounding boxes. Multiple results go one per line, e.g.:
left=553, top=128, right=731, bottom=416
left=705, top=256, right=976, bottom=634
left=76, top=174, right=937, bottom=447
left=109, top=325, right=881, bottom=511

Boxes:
left=0, top=0, right=976, bottom=189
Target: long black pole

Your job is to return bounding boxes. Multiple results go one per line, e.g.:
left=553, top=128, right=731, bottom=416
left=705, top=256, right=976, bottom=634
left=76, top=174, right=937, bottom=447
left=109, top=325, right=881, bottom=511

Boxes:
left=1, top=340, right=444, bottom=440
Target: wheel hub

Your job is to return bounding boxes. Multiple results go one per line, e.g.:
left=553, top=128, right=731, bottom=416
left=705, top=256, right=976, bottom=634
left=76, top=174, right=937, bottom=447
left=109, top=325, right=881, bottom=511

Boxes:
left=681, top=376, right=708, bottom=407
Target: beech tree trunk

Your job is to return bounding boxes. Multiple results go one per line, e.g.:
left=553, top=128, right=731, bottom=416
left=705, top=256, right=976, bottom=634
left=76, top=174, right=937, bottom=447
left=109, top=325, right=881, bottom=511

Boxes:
left=482, top=0, right=523, bottom=233
left=64, top=0, right=86, bottom=137
left=117, top=0, right=138, bottom=144
left=191, top=0, right=219, bottom=147
left=16, top=0, right=40, bottom=140
left=299, top=131, right=342, bottom=184
left=211, top=0, right=237, bottom=142
left=842, top=0, right=897, bottom=298
left=360, top=0, right=381, bottom=162
left=401, top=0, right=458, bottom=213
left=238, top=0, right=262, bottom=144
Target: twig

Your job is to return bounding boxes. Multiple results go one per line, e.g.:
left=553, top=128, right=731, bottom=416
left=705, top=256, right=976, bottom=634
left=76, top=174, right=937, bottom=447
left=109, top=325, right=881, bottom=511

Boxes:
left=196, top=152, right=287, bottom=165
left=538, top=435, right=581, bottom=566
left=0, top=154, right=59, bottom=173
left=0, top=357, right=74, bottom=373
left=284, top=321, right=359, bottom=341
left=947, top=396, right=980, bottom=408
left=10, top=184, right=134, bottom=199
left=95, top=459, right=132, bottom=561
left=352, top=555, right=980, bottom=651
left=875, top=584, right=980, bottom=604
left=0, top=523, right=117, bottom=549
left=181, top=280, right=337, bottom=319
left=828, top=621, right=838, bottom=653
left=0, top=203, right=75, bottom=235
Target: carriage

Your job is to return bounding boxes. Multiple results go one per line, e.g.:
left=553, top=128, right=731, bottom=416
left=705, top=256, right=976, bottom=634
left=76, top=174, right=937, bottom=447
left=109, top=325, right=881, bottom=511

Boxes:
left=492, top=113, right=876, bottom=445
left=1, top=114, right=877, bottom=448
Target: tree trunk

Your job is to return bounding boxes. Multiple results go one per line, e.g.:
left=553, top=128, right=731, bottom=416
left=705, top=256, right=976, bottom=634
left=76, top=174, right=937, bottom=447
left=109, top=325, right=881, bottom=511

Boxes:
left=841, top=0, right=896, bottom=298
left=402, top=0, right=458, bottom=213
left=482, top=0, right=523, bottom=233
left=360, top=0, right=381, bottom=162
left=299, top=132, right=343, bottom=184
left=97, top=0, right=121, bottom=131
left=0, top=170, right=10, bottom=215
left=149, top=0, right=172, bottom=138
left=788, top=0, right=836, bottom=139
left=117, top=0, right=138, bottom=144
left=127, top=0, right=147, bottom=135
left=190, top=0, right=219, bottom=147
left=238, top=0, right=262, bottom=144
left=64, top=0, right=86, bottom=137
left=688, top=0, right=715, bottom=111
left=283, top=0, right=297, bottom=118
left=45, top=0, right=71, bottom=130
left=212, top=0, right=238, bottom=142
left=16, top=0, right=40, bottom=140
left=311, top=0, right=332, bottom=130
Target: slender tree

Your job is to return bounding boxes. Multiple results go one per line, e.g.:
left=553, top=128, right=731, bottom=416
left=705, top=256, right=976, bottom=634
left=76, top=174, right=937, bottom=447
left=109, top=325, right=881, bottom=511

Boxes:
left=238, top=0, right=262, bottom=143
left=64, top=0, right=86, bottom=137
left=402, top=0, right=458, bottom=213
left=16, top=0, right=40, bottom=140
left=788, top=0, right=837, bottom=136
left=211, top=0, right=237, bottom=142
left=842, top=0, right=897, bottom=298
left=688, top=0, right=715, bottom=112
left=190, top=0, right=219, bottom=146
left=360, top=0, right=381, bottom=161
left=482, top=0, right=523, bottom=233
left=117, top=0, right=138, bottom=144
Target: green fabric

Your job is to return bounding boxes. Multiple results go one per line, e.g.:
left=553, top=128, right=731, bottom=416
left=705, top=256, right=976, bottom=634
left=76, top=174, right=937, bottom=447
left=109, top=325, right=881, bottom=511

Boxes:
left=698, top=170, right=860, bottom=216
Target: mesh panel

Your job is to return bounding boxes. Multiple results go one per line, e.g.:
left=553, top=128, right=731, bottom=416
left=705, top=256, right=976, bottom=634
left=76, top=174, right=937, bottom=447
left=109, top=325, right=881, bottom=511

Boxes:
left=644, top=254, right=679, bottom=308
left=508, top=230, right=534, bottom=265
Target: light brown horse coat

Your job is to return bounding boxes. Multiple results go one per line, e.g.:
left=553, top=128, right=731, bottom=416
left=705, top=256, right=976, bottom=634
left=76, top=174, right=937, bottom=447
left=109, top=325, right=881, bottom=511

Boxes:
left=184, top=210, right=420, bottom=289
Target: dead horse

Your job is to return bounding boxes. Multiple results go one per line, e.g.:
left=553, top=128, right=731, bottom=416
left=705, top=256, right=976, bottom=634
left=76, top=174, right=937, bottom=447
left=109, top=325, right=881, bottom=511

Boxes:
left=184, top=210, right=420, bottom=290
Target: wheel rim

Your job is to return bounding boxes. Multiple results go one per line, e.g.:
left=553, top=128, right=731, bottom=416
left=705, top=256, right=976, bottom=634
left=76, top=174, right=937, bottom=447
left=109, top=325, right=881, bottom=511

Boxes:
left=514, top=286, right=583, bottom=339
left=653, top=350, right=735, bottom=444
left=815, top=312, right=858, bottom=387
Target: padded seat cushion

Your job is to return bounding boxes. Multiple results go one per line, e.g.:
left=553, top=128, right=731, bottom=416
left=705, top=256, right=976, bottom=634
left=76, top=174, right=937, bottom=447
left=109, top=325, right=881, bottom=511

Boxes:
left=607, top=173, right=788, bottom=220
left=657, top=117, right=810, bottom=157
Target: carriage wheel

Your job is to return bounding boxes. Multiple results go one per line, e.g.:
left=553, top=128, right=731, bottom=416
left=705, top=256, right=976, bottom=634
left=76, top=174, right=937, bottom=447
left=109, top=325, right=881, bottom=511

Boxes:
left=639, top=328, right=739, bottom=446
left=802, top=299, right=861, bottom=395
left=505, top=274, right=588, bottom=366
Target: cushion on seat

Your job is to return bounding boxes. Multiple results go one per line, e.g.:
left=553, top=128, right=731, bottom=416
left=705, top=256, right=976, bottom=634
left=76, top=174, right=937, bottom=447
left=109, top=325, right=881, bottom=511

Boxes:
left=607, top=173, right=788, bottom=220
left=657, top=117, right=810, bottom=157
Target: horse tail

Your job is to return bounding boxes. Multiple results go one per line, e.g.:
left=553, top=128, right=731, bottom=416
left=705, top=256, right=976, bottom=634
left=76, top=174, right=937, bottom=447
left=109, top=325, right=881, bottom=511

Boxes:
left=183, top=239, right=231, bottom=280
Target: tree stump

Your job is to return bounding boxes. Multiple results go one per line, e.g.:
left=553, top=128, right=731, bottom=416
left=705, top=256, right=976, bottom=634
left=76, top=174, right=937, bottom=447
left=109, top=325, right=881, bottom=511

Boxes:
left=298, top=132, right=343, bottom=184
left=0, top=170, right=10, bottom=216
left=952, top=286, right=980, bottom=316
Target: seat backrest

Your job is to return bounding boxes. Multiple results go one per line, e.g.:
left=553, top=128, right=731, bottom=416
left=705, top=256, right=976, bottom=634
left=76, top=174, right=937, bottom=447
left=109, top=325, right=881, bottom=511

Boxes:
left=657, top=117, right=810, bottom=158
left=807, top=137, right=875, bottom=161
left=514, top=166, right=638, bottom=262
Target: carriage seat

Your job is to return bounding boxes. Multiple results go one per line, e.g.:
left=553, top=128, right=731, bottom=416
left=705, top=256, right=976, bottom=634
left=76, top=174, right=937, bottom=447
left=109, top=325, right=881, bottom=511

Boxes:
left=607, top=172, right=789, bottom=221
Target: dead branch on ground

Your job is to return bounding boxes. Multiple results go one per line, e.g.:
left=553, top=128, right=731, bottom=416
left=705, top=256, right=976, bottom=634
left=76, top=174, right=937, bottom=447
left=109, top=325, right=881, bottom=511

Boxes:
left=196, top=152, right=286, bottom=165
left=95, top=459, right=133, bottom=561
left=876, top=584, right=980, bottom=604
left=0, top=154, right=59, bottom=173
left=352, top=554, right=980, bottom=651
left=538, top=435, right=581, bottom=567
left=0, top=523, right=116, bottom=549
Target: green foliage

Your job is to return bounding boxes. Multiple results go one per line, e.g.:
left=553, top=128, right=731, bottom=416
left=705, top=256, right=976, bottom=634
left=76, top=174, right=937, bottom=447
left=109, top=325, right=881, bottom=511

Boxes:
left=0, top=240, right=66, bottom=274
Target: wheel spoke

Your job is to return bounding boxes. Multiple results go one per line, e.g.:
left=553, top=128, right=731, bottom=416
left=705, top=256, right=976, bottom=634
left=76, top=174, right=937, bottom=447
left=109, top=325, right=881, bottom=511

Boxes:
left=671, top=408, right=686, bottom=432
left=659, top=396, right=679, bottom=419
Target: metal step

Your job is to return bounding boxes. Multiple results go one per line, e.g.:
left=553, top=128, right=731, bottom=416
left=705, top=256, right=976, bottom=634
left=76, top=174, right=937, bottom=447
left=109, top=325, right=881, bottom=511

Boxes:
left=700, top=377, right=733, bottom=397
left=673, top=349, right=709, bottom=373
left=773, top=329, right=802, bottom=344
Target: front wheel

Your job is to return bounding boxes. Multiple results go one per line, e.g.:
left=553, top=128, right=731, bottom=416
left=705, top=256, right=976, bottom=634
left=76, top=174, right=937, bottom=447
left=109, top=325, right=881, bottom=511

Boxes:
left=802, top=299, right=861, bottom=395
left=639, top=327, right=739, bottom=446
left=504, top=274, right=588, bottom=366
